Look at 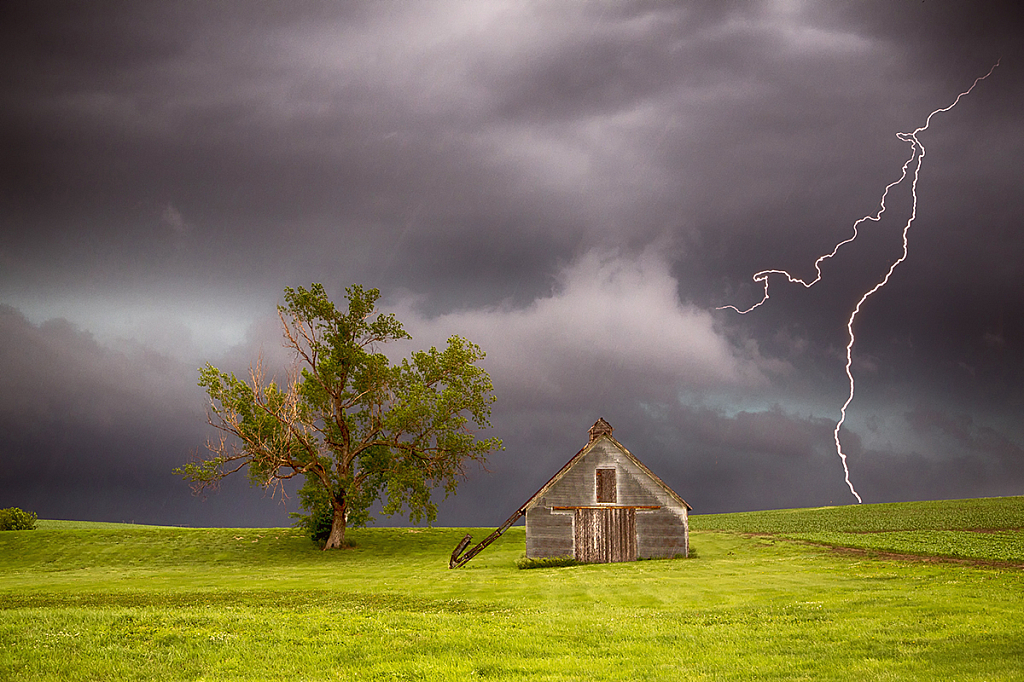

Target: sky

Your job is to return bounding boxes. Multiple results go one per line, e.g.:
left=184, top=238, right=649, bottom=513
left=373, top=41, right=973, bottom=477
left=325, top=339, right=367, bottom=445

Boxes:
left=2, top=1, right=1023, bottom=528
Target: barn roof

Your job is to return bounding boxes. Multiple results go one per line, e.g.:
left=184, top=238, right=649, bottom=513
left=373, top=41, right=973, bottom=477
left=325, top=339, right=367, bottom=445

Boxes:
left=518, top=418, right=691, bottom=513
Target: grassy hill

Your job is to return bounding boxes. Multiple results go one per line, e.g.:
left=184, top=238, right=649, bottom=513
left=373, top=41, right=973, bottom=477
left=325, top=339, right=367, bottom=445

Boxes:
left=1, top=497, right=1022, bottom=680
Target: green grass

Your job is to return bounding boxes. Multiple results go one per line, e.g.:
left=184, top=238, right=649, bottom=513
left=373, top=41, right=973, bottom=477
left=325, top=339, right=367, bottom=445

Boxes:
left=35, top=520, right=173, bottom=530
left=785, top=529, right=1024, bottom=563
left=693, top=495, right=1024, bottom=565
left=691, top=495, right=1024, bottom=534
left=1, top=498, right=1023, bottom=680
left=514, top=555, right=581, bottom=569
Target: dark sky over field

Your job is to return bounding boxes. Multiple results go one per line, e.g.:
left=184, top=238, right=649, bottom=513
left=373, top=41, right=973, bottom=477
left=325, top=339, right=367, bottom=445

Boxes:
left=2, top=1, right=1023, bottom=527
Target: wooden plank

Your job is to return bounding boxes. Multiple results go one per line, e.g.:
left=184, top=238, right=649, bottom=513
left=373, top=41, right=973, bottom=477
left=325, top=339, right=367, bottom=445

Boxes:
left=573, top=507, right=636, bottom=563
left=573, top=508, right=594, bottom=562
left=448, top=508, right=524, bottom=569
left=551, top=505, right=660, bottom=510
left=596, top=468, right=616, bottom=503
left=610, top=507, right=637, bottom=562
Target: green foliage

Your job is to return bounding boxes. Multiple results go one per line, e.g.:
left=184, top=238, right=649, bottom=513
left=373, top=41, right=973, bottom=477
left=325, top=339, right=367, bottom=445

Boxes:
left=515, top=555, right=581, bottom=569
left=0, top=507, right=36, bottom=531
left=177, top=283, right=503, bottom=548
left=288, top=475, right=358, bottom=547
left=289, top=476, right=335, bottom=545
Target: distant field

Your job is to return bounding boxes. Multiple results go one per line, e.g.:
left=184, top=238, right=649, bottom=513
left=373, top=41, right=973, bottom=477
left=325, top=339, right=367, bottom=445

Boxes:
left=36, top=520, right=172, bottom=530
left=693, top=495, right=1024, bottom=564
left=1, top=497, right=1022, bottom=680
left=691, top=495, right=1024, bottom=534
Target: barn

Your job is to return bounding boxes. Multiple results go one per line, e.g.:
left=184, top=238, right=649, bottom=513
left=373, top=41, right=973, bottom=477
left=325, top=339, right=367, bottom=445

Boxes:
left=523, top=418, right=690, bottom=562
left=449, top=418, right=690, bottom=568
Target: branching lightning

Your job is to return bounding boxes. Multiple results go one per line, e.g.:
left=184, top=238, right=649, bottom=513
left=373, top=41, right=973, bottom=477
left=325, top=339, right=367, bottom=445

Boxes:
left=720, top=61, right=999, bottom=504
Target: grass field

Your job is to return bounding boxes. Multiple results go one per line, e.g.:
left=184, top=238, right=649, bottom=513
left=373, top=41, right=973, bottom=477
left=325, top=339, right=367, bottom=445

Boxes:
left=693, top=495, right=1024, bottom=565
left=1, top=497, right=1022, bottom=680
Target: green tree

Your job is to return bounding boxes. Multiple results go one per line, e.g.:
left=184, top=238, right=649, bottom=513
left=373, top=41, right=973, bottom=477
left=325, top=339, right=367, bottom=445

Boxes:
left=0, top=507, right=37, bottom=531
left=177, top=284, right=502, bottom=549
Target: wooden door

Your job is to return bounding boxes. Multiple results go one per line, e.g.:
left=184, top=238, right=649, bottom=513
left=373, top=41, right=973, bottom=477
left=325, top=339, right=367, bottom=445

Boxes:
left=574, top=507, right=637, bottom=563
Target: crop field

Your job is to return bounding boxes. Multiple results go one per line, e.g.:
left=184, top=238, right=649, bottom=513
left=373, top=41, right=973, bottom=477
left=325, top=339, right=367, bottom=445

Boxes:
left=1, top=497, right=1023, bottom=680
left=693, top=496, right=1024, bottom=564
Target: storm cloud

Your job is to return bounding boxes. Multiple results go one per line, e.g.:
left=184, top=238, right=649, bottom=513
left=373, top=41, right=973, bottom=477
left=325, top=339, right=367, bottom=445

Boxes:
left=1, top=1, right=1022, bottom=526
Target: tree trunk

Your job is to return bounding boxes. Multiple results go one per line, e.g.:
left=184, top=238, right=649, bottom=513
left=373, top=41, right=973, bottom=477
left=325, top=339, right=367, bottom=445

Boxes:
left=322, top=494, right=347, bottom=550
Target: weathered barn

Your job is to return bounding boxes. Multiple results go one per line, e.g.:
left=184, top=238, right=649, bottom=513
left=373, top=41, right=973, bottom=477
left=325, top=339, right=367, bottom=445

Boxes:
left=523, top=418, right=690, bottom=562
left=449, top=418, right=690, bottom=568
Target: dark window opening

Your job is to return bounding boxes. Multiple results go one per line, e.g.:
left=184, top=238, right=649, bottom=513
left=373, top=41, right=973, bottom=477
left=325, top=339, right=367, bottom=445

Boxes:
left=596, top=468, right=616, bottom=503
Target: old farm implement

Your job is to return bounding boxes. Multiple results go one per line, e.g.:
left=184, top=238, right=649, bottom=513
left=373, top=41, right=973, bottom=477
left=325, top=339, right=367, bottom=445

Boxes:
left=448, top=506, right=525, bottom=569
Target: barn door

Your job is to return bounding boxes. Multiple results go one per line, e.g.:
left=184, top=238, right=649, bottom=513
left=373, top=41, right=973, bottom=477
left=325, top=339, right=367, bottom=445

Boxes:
left=574, top=507, right=637, bottom=563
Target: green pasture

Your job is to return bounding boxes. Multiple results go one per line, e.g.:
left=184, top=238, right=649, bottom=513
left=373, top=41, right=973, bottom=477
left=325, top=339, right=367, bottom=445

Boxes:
left=694, top=495, right=1024, bottom=564
left=1, top=497, right=1023, bottom=680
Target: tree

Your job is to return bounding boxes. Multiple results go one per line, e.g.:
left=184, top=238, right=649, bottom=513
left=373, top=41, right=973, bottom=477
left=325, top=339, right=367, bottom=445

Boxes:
left=177, top=284, right=502, bottom=549
left=0, top=507, right=37, bottom=531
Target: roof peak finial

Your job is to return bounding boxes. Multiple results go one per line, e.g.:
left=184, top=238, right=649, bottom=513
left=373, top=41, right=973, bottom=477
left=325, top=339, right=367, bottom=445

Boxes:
left=588, top=417, right=613, bottom=443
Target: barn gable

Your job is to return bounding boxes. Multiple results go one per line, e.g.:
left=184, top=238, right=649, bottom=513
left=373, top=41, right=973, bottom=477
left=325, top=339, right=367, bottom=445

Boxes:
left=524, top=419, right=690, bottom=562
left=448, top=418, right=690, bottom=568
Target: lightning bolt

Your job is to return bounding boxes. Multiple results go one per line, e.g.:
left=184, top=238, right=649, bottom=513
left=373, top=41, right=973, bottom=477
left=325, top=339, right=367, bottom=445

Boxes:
left=720, top=61, right=999, bottom=504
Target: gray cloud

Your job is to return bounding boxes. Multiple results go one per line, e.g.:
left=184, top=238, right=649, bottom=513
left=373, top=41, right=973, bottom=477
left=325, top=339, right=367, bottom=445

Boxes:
left=390, top=248, right=777, bottom=405
left=0, top=306, right=299, bottom=525
left=1, top=1, right=1022, bottom=525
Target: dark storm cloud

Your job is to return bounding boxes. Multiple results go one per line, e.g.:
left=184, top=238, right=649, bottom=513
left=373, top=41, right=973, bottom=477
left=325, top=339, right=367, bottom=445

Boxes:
left=1, top=1, right=1022, bottom=525
left=0, top=2, right=891, bottom=295
left=0, top=306, right=295, bottom=525
left=904, top=408, right=1024, bottom=465
left=2, top=2, right=609, bottom=306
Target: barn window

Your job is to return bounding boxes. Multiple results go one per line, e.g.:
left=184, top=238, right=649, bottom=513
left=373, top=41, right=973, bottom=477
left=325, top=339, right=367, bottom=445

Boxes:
left=596, top=469, right=616, bottom=503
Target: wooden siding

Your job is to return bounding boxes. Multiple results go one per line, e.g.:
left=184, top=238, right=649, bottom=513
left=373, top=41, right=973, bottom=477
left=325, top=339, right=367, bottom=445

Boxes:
left=574, top=507, right=636, bottom=562
left=524, top=505, right=573, bottom=558
left=524, top=438, right=689, bottom=561
left=636, top=508, right=689, bottom=558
